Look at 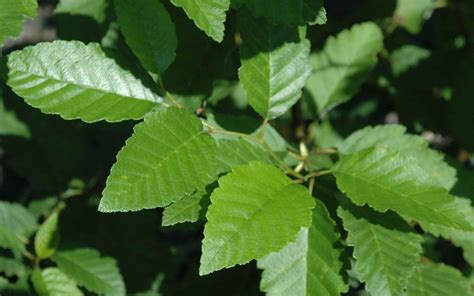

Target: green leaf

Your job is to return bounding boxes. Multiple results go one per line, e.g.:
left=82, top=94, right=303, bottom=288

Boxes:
left=7, top=40, right=163, bottom=123
left=0, top=203, right=39, bottom=258
left=404, top=263, right=471, bottom=296
left=114, top=0, right=177, bottom=73
left=161, top=137, right=272, bottom=227
left=52, top=248, right=125, bottom=296
left=234, top=0, right=326, bottom=25
left=0, top=256, right=26, bottom=277
left=170, top=0, right=230, bottom=42
left=338, top=124, right=457, bottom=190
left=333, top=147, right=473, bottom=230
left=28, top=197, right=59, bottom=219
left=99, top=107, right=218, bottom=212
left=200, top=161, right=315, bottom=275
left=162, top=189, right=205, bottom=226
left=0, top=201, right=37, bottom=239
left=337, top=206, right=423, bottom=296
left=215, top=138, right=273, bottom=173
left=238, top=10, right=312, bottom=119
left=0, top=0, right=37, bottom=47
left=32, top=268, right=83, bottom=296
left=34, top=212, right=60, bottom=259
left=55, top=0, right=108, bottom=23
left=420, top=197, right=474, bottom=265
left=0, top=228, right=25, bottom=256
left=0, top=95, right=30, bottom=138
left=305, top=22, right=383, bottom=114
left=394, top=0, right=433, bottom=34
left=390, top=45, right=430, bottom=77
left=258, top=200, right=347, bottom=296
left=252, top=124, right=288, bottom=158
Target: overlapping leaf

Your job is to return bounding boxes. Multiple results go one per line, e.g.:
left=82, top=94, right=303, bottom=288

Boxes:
left=305, top=22, right=383, bottom=114
left=28, top=197, right=58, bottom=219
left=0, top=0, right=37, bottom=47
left=258, top=200, right=347, bottom=296
left=0, top=228, right=25, bottom=256
left=420, top=197, right=474, bottom=265
left=7, top=41, right=163, bottom=123
left=238, top=10, right=312, bottom=119
left=0, top=201, right=36, bottom=234
left=233, top=0, right=326, bottom=25
left=0, top=256, right=25, bottom=277
left=52, top=248, right=125, bottom=296
left=100, top=107, right=219, bottom=212
left=162, top=137, right=273, bottom=226
left=215, top=138, right=273, bottom=173
left=338, top=124, right=457, bottom=190
left=200, top=161, right=315, bottom=275
left=0, top=96, right=30, bottom=138
left=32, top=268, right=83, bottom=296
left=162, top=189, right=205, bottom=226
left=55, top=0, right=108, bottom=23
left=404, top=263, right=471, bottom=296
left=170, top=0, right=230, bottom=42
left=115, top=0, right=177, bottom=73
left=338, top=206, right=423, bottom=296
left=34, top=211, right=60, bottom=259
left=333, top=147, right=472, bottom=230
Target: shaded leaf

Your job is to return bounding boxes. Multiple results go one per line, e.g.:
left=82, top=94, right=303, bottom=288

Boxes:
left=28, top=197, right=59, bottom=219
left=170, top=0, right=230, bottom=42
left=233, top=0, right=326, bottom=25
left=55, top=0, right=108, bottom=23
left=238, top=10, right=311, bottom=119
left=419, top=197, right=474, bottom=265
left=32, top=268, right=83, bottom=296
left=0, top=256, right=26, bottom=277
left=394, top=0, right=433, bottom=34
left=215, top=138, right=273, bottom=173
left=305, top=22, right=383, bottom=114
left=390, top=45, right=430, bottom=77
left=0, top=228, right=25, bottom=256
left=52, top=248, right=125, bottom=296
left=0, top=96, right=30, bottom=138
left=115, top=0, right=177, bottom=73
left=34, top=211, right=60, bottom=259
left=0, top=201, right=37, bottom=238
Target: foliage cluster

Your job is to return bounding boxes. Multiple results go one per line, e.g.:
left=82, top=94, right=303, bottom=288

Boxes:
left=0, top=0, right=474, bottom=295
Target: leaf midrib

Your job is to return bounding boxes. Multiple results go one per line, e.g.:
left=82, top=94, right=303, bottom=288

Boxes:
left=54, top=254, right=113, bottom=294
left=128, top=130, right=206, bottom=195
left=12, top=67, right=158, bottom=104
left=366, top=224, right=397, bottom=294
left=203, top=180, right=294, bottom=270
